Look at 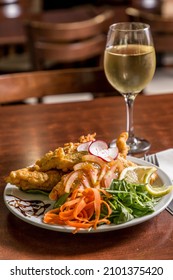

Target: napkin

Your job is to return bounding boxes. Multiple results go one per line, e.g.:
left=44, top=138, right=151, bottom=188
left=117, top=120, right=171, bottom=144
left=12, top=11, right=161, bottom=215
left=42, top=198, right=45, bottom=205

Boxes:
left=156, top=149, right=173, bottom=182
left=156, top=149, right=173, bottom=214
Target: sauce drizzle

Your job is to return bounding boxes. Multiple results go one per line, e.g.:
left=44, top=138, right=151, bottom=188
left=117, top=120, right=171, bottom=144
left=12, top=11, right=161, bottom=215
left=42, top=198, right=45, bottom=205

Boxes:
left=7, top=194, right=51, bottom=217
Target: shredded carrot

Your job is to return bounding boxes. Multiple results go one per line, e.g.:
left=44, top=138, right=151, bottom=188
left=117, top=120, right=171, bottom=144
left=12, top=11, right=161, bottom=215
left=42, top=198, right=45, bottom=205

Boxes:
left=44, top=188, right=112, bottom=233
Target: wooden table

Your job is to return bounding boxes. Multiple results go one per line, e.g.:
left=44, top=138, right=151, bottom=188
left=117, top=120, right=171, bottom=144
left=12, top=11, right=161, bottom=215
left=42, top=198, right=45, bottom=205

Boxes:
left=0, top=94, right=173, bottom=260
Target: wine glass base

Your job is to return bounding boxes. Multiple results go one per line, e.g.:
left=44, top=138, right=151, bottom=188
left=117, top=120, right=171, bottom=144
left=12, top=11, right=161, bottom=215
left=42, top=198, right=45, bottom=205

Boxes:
left=110, top=137, right=151, bottom=155
left=127, top=137, right=151, bottom=154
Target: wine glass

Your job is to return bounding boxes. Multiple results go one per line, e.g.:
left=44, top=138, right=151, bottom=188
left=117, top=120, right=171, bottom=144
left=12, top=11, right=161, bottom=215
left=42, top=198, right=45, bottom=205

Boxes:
left=104, top=22, right=156, bottom=154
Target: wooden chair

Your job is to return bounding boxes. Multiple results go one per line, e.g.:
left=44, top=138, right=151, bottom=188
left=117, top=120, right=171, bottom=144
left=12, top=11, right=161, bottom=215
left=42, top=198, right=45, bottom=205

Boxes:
left=25, top=8, right=115, bottom=70
left=126, top=7, right=173, bottom=65
left=0, top=67, right=116, bottom=105
left=0, top=0, right=35, bottom=74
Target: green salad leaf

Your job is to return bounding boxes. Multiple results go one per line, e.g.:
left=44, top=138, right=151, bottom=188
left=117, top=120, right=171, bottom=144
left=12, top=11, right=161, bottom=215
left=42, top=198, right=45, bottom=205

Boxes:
left=102, top=179, right=160, bottom=224
left=22, top=189, right=49, bottom=196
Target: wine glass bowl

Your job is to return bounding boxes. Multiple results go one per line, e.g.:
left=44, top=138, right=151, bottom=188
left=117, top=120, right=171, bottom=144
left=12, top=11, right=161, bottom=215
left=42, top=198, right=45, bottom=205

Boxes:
left=104, top=22, right=156, bottom=154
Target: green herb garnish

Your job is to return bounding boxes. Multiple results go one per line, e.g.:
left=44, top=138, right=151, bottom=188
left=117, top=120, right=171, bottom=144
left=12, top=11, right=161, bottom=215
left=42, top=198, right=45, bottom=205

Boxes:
left=102, top=179, right=160, bottom=224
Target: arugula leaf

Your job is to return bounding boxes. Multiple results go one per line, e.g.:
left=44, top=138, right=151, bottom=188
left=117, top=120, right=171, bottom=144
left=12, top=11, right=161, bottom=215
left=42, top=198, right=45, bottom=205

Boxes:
left=22, top=189, right=49, bottom=196
left=102, top=179, right=160, bottom=224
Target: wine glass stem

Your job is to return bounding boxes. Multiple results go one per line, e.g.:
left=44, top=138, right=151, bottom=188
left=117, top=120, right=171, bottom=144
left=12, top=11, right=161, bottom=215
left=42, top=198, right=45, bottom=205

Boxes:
left=124, top=95, right=136, bottom=143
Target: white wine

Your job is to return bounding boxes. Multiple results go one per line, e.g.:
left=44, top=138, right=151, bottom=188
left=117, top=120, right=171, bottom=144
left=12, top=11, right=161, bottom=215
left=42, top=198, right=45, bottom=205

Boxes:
left=104, top=44, right=156, bottom=96
left=104, top=22, right=155, bottom=153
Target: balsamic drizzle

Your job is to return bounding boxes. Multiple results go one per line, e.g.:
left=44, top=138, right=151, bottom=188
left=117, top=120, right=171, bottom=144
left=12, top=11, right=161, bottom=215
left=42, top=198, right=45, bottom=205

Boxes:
left=6, top=194, right=51, bottom=217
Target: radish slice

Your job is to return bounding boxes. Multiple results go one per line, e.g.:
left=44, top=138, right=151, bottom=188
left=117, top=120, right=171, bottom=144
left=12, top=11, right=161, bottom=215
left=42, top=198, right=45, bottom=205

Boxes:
left=89, top=140, right=118, bottom=162
left=89, top=140, right=108, bottom=152
left=77, top=141, right=93, bottom=152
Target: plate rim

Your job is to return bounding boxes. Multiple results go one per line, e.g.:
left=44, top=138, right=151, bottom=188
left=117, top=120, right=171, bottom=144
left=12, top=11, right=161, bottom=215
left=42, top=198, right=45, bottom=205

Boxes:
left=3, top=156, right=173, bottom=234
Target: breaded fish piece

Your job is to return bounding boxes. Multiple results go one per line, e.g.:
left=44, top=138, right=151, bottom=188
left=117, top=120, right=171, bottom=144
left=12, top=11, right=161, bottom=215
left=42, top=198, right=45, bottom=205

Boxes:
left=116, top=132, right=129, bottom=158
left=5, top=133, right=96, bottom=193
left=49, top=174, right=68, bottom=200
left=6, top=166, right=64, bottom=192
left=35, top=148, right=86, bottom=172
left=35, top=133, right=96, bottom=172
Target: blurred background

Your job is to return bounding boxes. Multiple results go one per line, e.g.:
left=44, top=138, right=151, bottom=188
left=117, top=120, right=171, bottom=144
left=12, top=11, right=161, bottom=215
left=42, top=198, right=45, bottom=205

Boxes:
left=0, top=0, right=172, bottom=102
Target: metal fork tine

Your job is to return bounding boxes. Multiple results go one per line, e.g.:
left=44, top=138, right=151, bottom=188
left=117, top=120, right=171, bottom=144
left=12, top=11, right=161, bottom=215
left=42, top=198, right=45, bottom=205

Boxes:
left=143, top=154, right=147, bottom=161
left=153, top=154, right=159, bottom=167
left=144, top=154, right=159, bottom=166
left=150, top=154, right=159, bottom=166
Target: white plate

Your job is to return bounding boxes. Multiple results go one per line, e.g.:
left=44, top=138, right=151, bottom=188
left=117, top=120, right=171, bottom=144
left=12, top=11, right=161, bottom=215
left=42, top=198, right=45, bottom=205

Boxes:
left=3, top=157, right=173, bottom=233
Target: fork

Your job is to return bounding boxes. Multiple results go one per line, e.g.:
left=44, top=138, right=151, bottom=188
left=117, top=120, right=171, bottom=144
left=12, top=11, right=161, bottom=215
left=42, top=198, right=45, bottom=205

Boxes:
left=144, top=153, right=159, bottom=166
left=144, top=153, right=173, bottom=215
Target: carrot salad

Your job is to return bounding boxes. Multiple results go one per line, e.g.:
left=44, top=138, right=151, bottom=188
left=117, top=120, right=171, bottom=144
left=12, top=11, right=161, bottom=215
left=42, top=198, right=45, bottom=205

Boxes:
left=44, top=187, right=112, bottom=234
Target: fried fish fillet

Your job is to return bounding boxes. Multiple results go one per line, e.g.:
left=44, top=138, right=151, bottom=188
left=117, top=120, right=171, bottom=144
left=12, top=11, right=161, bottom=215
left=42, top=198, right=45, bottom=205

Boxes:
left=116, top=132, right=129, bottom=157
left=5, top=133, right=96, bottom=192
left=35, top=133, right=96, bottom=172
left=5, top=132, right=130, bottom=196
left=6, top=166, right=64, bottom=192
left=35, top=148, right=86, bottom=172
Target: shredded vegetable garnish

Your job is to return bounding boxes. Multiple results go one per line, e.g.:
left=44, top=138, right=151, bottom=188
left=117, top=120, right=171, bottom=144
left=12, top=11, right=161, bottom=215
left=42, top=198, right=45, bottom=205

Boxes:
left=44, top=187, right=112, bottom=233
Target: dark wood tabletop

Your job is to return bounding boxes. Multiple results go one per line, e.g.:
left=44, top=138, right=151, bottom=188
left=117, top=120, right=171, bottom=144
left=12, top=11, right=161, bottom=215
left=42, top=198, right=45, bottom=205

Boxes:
left=0, top=93, right=173, bottom=260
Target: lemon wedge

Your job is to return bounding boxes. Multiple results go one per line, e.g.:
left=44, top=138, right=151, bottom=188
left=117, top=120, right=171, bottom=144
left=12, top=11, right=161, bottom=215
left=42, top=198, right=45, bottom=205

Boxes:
left=119, top=166, right=173, bottom=197
left=145, top=183, right=173, bottom=197
left=119, top=166, right=157, bottom=184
